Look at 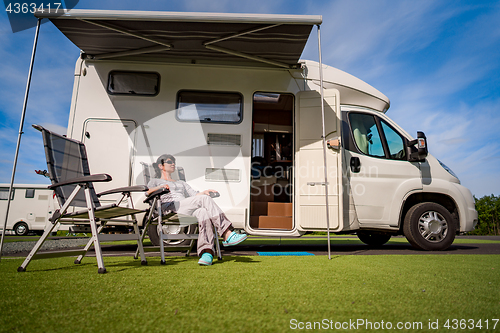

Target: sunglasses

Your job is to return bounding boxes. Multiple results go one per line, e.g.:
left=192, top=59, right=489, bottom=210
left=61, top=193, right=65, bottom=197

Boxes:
left=163, top=160, right=175, bottom=165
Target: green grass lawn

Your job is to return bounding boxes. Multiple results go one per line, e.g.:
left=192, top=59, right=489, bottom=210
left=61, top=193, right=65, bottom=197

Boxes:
left=0, top=254, right=498, bottom=332
left=100, top=235, right=500, bottom=247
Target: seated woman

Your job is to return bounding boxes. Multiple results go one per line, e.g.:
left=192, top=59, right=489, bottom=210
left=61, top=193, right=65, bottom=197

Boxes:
left=147, top=154, right=247, bottom=266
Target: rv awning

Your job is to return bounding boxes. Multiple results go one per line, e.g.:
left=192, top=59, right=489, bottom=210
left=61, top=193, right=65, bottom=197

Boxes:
left=35, top=10, right=322, bottom=68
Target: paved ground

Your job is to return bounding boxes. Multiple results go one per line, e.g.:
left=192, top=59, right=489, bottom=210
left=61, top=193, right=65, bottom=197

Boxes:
left=3, top=235, right=500, bottom=259
left=8, top=235, right=497, bottom=258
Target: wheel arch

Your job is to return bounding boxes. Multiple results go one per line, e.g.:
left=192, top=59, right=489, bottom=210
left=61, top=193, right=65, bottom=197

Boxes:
left=13, top=219, right=29, bottom=229
left=399, top=192, right=459, bottom=234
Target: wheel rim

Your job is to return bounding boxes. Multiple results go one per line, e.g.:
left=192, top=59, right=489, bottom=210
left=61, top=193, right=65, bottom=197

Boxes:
left=160, top=224, right=189, bottom=245
left=418, top=210, right=448, bottom=243
left=16, top=224, right=27, bottom=235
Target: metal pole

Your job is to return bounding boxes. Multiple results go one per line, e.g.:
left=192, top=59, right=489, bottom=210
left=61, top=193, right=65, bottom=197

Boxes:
left=0, top=18, right=42, bottom=261
left=317, top=24, right=332, bottom=260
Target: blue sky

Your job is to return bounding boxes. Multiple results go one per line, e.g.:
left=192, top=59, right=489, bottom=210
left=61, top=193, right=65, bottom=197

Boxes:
left=0, top=0, right=499, bottom=197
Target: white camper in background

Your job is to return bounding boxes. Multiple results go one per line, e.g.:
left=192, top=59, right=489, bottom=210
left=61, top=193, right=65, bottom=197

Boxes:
left=34, top=10, right=477, bottom=250
left=0, top=184, right=56, bottom=236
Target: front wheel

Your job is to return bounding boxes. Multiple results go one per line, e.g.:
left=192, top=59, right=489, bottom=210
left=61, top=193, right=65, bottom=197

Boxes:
left=14, top=222, right=29, bottom=236
left=357, top=231, right=392, bottom=247
left=403, top=202, right=456, bottom=251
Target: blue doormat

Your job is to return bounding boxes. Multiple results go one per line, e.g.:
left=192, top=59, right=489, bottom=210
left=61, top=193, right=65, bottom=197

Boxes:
left=257, top=252, right=314, bottom=256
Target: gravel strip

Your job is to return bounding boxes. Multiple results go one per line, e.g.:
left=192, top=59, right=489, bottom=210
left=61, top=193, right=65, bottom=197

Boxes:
left=2, top=238, right=91, bottom=255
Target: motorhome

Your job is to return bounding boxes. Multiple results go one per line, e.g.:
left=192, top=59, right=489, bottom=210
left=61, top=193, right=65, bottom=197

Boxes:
left=0, top=184, right=56, bottom=235
left=31, top=10, right=477, bottom=251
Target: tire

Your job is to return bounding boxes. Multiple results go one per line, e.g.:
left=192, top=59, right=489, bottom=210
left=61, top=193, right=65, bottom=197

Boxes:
left=403, top=202, right=456, bottom=251
left=14, top=222, right=29, bottom=236
left=357, top=231, right=392, bottom=247
left=147, top=222, right=197, bottom=247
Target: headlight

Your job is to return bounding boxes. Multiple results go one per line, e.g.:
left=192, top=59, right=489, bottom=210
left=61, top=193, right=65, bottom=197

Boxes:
left=438, top=160, right=460, bottom=182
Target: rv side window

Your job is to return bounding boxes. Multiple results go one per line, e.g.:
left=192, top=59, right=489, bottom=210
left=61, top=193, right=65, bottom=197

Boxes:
left=107, top=71, right=160, bottom=96
left=0, top=188, right=14, bottom=200
left=25, top=189, right=35, bottom=198
left=176, top=91, right=242, bottom=124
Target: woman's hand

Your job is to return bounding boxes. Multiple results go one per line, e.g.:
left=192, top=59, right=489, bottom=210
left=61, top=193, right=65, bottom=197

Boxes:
left=198, top=189, right=218, bottom=197
left=146, top=184, right=169, bottom=196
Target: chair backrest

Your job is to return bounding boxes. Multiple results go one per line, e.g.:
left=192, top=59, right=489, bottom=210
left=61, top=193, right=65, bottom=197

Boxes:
left=141, top=162, right=186, bottom=185
left=34, top=125, right=100, bottom=209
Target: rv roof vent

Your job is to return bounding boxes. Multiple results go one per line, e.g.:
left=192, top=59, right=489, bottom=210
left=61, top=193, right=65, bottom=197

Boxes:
left=205, top=168, right=241, bottom=182
left=207, top=133, right=241, bottom=146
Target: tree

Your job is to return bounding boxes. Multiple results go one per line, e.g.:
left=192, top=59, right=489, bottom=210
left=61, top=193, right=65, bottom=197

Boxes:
left=469, top=195, right=500, bottom=235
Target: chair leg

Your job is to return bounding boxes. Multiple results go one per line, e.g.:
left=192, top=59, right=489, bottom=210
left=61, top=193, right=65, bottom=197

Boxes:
left=185, top=224, right=199, bottom=257
left=85, top=187, right=106, bottom=274
left=17, top=222, right=57, bottom=272
left=74, top=223, right=106, bottom=264
left=134, top=208, right=154, bottom=260
left=89, top=222, right=105, bottom=274
left=214, top=225, right=222, bottom=260
left=158, top=223, right=166, bottom=265
left=133, top=221, right=147, bottom=265
left=157, top=200, right=166, bottom=265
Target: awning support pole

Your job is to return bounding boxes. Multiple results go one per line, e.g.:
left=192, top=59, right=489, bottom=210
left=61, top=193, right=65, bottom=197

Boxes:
left=91, top=45, right=171, bottom=60
left=317, top=24, right=332, bottom=260
left=0, top=18, right=42, bottom=261
left=204, top=24, right=281, bottom=45
left=205, top=44, right=291, bottom=69
left=204, top=24, right=298, bottom=68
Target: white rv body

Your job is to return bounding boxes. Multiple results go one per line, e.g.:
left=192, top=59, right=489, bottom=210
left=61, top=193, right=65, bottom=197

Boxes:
left=65, top=58, right=477, bottom=241
left=0, top=184, right=56, bottom=235
left=35, top=9, right=476, bottom=250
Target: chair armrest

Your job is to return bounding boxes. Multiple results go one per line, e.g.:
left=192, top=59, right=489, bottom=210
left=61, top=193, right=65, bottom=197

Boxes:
left=97, top=185, right=148, bottom=197
left=143, top=187, right=170, bottom=204
left=48, top=174, right=112, bottom=189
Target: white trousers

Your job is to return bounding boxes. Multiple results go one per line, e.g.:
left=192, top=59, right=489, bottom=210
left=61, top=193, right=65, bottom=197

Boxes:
left=165, top=195, right=232, bottom=256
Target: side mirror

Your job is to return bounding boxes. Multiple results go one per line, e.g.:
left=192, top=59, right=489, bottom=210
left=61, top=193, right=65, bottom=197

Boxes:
left=406, top=131, right=428, bottom=162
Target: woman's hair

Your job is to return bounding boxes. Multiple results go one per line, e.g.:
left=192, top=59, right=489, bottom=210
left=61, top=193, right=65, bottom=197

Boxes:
left=153, top=154, right=176, bottom=178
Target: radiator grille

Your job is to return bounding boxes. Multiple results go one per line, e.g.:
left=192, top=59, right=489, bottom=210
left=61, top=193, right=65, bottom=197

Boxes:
left=205, top=168, right=240, bottom=182
left=207, top=133, right=241, bottom=146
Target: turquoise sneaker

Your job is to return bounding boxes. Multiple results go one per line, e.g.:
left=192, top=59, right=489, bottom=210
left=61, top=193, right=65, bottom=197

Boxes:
left=198, top=253, right=213, bottom=266
left=222, top=231, right=248, bottom=247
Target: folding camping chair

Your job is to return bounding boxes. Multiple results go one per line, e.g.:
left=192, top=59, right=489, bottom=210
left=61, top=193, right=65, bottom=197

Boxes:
left=17, top=125, right=148, bottom=274
left=136, top=162, right=222, bottom=264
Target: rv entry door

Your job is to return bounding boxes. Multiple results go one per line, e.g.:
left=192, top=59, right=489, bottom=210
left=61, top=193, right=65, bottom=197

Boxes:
left=82, top=119, right=137, bottom=200
left=295, top=89, right=343, bottom=231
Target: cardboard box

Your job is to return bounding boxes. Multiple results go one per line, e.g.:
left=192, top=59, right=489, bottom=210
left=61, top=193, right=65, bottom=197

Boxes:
left=258, top=216, right=293, bottom=230
left=268, top=202, right=292, bottom=217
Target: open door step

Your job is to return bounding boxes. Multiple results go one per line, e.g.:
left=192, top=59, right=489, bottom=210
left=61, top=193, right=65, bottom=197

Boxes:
left=250, top=202, right=293, bottom=229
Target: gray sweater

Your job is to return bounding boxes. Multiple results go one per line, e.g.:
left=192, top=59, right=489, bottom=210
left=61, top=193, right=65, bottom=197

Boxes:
left=147, top=178, right=199, bottom=210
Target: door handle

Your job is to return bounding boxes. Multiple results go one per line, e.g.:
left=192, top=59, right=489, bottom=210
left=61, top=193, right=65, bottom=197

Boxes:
left=350, top=157, right=361, bottom=173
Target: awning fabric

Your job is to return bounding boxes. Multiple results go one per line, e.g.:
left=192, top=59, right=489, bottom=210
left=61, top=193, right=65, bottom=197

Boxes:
left=36, top=10, right=322, bottom=68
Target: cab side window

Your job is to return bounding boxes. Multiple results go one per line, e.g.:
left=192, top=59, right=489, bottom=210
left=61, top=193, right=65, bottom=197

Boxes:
left=348, top=112, right=406, bottom=160
left=380, top=120, right=406, bottom=160
left=348, top=113, right=385, bottom=158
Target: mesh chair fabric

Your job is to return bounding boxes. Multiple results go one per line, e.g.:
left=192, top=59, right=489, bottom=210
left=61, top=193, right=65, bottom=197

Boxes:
left=41, top=128, right=100, bottom=208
